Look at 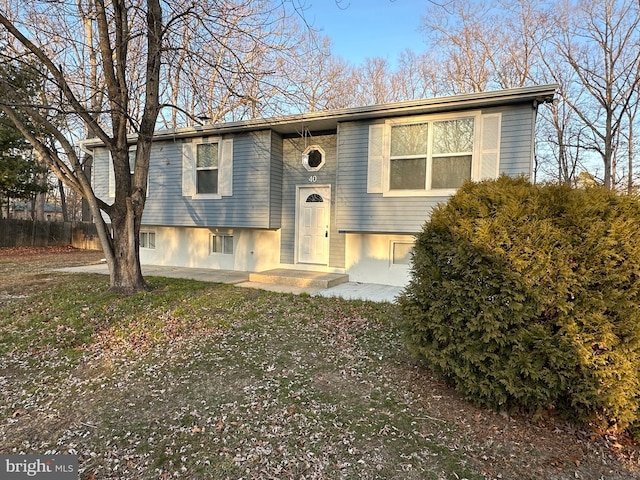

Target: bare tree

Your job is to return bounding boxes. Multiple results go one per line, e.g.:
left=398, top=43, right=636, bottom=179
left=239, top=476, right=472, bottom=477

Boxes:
left=551, top=0, right=640, bottom=189
left=351, top=57, right=396, bottom=105
left=421, top=1, right=493, bottom=93
left=623, top=94, right=639, bottom=193
left=491, top=0, right=549, bottom=88
left=158, top=0, right=303, bottom=128
left=280, top=31, right=357, bottom=112
left=0, top=0, right=162, bottom=293
left=391, top=49, right=440, bottom=101
left=536, top=96, right=592, bottom=185
left=421, top=0, right=550, bottom=93
left=0, top=0, right=302, bottom=293
left=532, top=35, right=588, bottom=185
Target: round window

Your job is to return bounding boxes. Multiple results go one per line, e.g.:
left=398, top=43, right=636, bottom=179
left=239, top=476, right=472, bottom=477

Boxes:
left=302, top=145, right=325, bottom=171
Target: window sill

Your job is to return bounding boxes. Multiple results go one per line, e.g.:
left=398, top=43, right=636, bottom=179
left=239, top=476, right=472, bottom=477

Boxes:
left=382, top=188, right=458, bottom=197
left=193, top=193, right=222, bottom=200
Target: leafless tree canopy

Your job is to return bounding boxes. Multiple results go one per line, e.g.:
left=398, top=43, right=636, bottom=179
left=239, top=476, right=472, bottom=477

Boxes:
left=417, top=0, right=640, bottom=189
left=1, top=0, right=639, bottom=291
left=0, top=0, right=315, bottom=293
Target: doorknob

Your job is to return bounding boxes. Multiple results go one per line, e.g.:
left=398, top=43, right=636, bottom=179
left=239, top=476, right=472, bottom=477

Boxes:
left=325, top=230, right=328, bottom=237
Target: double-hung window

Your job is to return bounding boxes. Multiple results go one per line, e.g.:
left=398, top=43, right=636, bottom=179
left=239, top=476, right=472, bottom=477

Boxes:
left=431, top=118, right=474, bottom=189
left=389, top=117, right=474, bottom=192
left=196, top=143, right=219, bottom=194
left=182, top=137, right=233, bottom=198
left=389, top=123, right=429, bottom=190
left=368, top=111, right=500, bottom=196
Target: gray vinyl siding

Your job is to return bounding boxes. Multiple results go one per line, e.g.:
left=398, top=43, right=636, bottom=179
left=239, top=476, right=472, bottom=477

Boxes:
left=269, top=131, right=283, bottom=229
left=92, top=147, right=111, bottom=201
left=496, top=104, right=536, bottom=176
left=92, top=130, right=279, bottom=229
left=278, top=136, right=296, bottom=265
left=328, top=134, right=346, bottom=268
left=336, top=103, right=536, bottom=233
left=279, top=133, right=345, bottom=268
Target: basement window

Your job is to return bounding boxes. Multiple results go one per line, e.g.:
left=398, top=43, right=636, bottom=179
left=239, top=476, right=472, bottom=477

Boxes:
left=140, top=231, right=156, bottom=249
left=211, top=234, right=233, bottom=255
left=391, top=242, right=413, bottom=265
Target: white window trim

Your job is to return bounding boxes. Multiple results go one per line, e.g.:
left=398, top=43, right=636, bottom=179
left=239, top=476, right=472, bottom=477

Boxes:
left=376, top=110, right=483, bottom=197
left=128, top=146, right=137, bottom=175
left=194, top=140, right=221, bottom=199
left=140, top=230, right=156, bottom=249
left=390, top=240, right=414, bottom=267
left=210, top=233, right=234, bottom=255
left=302, top=145, right=326, bottom=172
left=183, top=137, right=233, bottom=199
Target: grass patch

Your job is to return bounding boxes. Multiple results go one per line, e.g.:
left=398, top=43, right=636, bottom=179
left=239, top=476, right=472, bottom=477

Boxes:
left=0, top=275, right=480, bottom=479
left=1, top=263, right=638, bottom=480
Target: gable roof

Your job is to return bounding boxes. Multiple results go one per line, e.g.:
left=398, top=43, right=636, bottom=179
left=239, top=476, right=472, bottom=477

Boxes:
left=80, top=84, right=558, bottom=147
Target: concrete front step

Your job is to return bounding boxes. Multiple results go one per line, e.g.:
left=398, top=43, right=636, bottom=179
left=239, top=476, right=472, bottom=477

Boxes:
left=249, top=268, right=349, bottom=289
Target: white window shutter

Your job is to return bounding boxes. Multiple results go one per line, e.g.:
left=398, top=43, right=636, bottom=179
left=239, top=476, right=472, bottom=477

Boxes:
left=219, top=138, right=233, bottom=197
left=480, top=113, right=501, bottom=180
left=182, top=142, right=195, bottom=197
left=108, top=155, right=115, bottom=198
left=367, top=124, right=385, bottom=193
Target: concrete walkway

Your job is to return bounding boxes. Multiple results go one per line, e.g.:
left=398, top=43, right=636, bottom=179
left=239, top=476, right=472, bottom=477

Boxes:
left=56, top=264, right=403, bottom=303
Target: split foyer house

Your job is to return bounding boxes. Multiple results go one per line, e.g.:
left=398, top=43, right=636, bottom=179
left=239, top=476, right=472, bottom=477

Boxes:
left=84, top=85, right=557, bottom=287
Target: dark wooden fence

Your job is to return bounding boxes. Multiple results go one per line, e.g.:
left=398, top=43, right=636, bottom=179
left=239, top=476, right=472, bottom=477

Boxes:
left=0, top=219, right=102, bottom=250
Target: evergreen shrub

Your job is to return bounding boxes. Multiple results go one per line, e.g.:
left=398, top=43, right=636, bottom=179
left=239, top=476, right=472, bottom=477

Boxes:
left=398, top=176, right=640, bottom=433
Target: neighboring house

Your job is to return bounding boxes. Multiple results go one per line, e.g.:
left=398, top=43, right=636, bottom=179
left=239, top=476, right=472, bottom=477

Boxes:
left=83, top=85, right=557, bottom=287
left=9, top=201, right=64, bottom=221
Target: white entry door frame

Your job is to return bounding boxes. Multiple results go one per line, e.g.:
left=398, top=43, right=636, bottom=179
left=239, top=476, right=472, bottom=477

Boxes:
left=296, top=185, right=331, bottom=265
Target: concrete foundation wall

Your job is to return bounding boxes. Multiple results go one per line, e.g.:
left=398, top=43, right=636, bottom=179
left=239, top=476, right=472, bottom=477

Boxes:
left=139, top=226, right=280, bottom=272
left=344, top=233, right=415, bottom=287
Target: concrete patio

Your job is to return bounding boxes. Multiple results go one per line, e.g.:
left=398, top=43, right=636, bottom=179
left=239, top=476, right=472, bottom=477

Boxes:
left=56, top=263, right=403, bottom=303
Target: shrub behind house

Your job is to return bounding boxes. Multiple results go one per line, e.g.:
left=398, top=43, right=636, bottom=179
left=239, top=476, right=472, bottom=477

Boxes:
left=398, top=177, right=640, bottom=433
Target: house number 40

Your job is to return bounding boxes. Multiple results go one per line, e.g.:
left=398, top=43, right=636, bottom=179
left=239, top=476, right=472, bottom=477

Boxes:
left=308, top=175, right=318, bottom=183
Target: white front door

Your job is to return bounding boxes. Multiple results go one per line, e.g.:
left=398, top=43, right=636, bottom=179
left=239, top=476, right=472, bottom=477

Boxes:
left=297, top=186, right=330, bottom=265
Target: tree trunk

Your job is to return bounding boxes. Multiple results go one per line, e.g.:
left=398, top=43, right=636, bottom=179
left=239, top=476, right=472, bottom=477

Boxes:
left=628, top=110, right=634, bottom=194
left=58, top=179, right=69, bottom=222
left=106, top=200, right=147, bottom=294
left=34, top=191, right=45, bottom=221
left=603, top=105, right=612, bottom=188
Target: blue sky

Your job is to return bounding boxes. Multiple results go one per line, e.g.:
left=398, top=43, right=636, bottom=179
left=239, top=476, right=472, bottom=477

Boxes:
left=301, top=0, right=427, bottom=65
